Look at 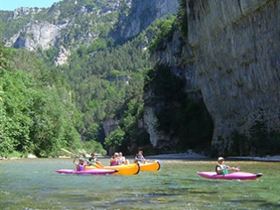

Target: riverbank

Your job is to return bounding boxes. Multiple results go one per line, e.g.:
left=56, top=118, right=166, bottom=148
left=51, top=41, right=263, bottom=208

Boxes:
left=0, top=153, right=39, bottom=160
left=228, top=156, right=280, bottom=162
left=146, top=151, right=207, bottom=160
left=146, top=151, right=280, bottom=162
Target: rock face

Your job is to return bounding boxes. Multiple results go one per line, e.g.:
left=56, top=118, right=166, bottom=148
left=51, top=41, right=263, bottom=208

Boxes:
left=185, top=0, right=280, bottom=153
left=11, top=22, right=61, bottom=51
left=55, top=46, right=71, bottom=66
left=153, top=0, right=280, bottom=154
left=144, top=105, right=171, bottom=148
left=113, top=0, right=179, bottom=43
left=102, top=119, right=119, bottom=137
left=1, top=0, right=131, bottom=64
left=13, top=7, right=42, bottom=19
left=145, top=31, right=198, bottom=150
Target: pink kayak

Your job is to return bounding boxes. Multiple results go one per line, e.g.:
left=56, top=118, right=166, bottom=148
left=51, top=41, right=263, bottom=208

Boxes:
left=197, top=171, right=263, bottom=180
left=56, top=168, right=117, bottom=175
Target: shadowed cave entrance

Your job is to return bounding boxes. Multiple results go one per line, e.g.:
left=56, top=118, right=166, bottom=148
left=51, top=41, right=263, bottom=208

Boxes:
left=146, top=64, right=214, bottom=153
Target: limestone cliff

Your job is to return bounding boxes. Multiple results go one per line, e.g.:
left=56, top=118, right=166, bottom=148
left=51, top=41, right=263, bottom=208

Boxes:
left=1, top=0, right=131, bottom=64
left=150, top=0, right=280, bottom=155
left=10, top=21, right=62, bottom=51
left=112, top=0, right=179, bottom=43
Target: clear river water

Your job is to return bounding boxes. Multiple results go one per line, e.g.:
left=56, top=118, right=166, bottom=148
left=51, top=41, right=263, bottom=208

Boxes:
left=0, top=159, right=279, bottom=209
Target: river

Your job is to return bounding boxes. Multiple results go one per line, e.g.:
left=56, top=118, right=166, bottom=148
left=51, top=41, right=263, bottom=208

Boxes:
left=0, top=159, right=279, bottom=209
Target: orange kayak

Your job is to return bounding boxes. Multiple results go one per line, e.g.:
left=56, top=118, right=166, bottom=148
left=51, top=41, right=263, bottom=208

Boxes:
left=139, top=161, right=160, bottom=172
left=85, top=163, right=140, bottom=176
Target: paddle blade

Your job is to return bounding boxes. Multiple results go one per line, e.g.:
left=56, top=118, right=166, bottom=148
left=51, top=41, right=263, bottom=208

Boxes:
left=95, top=162, right=104, bottom=168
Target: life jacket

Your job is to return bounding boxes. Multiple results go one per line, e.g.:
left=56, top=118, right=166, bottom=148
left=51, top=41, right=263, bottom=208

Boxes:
left=77, top=164, right=84, bottom=171
left=110, top=159, right=118, bottom=166
left=216, top=164, right=228, bottom=175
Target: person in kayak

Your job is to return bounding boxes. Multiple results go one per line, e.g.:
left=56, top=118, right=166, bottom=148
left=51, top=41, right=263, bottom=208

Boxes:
left=215, top=157, right=239, bottom=175
left=119, top=152, right=129, bottom=164
left=88, top=152, right=97, bottom=163
left=88, top=152, right=102, bottom=166
left=134, top=150, right=146, bottom=163
left=73, top=157, right=87, bottom=171
left=110, top=152, right=120, bottom=166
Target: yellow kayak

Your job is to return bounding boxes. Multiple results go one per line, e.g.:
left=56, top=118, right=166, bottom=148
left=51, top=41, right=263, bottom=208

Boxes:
left=139, top=161, right=160, bottom=172
left=85, top=163, right=140, bottom=176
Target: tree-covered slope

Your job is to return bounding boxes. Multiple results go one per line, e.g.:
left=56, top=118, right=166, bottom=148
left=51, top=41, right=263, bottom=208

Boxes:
left=0, top=0, right=181, bottom=157
left=0, top=45, right=106, bottom=157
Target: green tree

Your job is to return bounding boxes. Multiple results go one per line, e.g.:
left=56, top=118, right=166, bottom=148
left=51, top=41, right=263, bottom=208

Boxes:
left=177, top=0, right=188, bottom=37
left=104, top=127, right=125, bottom=149
left=0, top=45, right=84, bottom=157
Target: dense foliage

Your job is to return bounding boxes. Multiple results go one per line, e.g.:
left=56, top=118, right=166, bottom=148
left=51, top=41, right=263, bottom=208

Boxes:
left=59, top=32, right=152, bottom=153
left=177, top=0, right=188, bottom=37
left=149, top=15, right=176, bottom=52
left=0, top=45, right=105, bottom=157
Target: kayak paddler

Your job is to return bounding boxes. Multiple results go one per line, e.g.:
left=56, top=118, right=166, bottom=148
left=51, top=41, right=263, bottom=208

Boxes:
left=215, top=157, right=240, bottom=175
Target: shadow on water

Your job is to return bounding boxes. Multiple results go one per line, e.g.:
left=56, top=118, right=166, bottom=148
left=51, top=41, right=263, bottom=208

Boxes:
left=107, top=195, right=179, bottom=208
left=157, top=186, right=218, bottom=195
left=228, top=199, right=280, bottom=209
left=55, top=194, right=99, bottom=203
left=109, top=198, right=151, bottom=206
left=143, top=192, right=180, bottom=197
left=259, top=202, right=280, bottom=209
left=179, top=176, right=235, bottom=184
left=229, top=199, right=267, bottom=204
left=189, top=190, right=218, bottom=194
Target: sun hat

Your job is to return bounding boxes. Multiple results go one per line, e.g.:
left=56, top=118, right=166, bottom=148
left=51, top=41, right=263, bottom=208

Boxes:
left=218, top=157, right=224, bottom=162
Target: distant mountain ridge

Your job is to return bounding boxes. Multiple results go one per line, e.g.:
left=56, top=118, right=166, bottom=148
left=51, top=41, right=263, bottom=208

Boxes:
left=0, top=0, right=178, bottom=65
left=1, top=0, right=127, bottom=64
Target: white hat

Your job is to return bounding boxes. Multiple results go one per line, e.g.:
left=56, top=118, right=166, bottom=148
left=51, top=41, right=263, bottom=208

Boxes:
left=218, top=157, right=224, bottom=161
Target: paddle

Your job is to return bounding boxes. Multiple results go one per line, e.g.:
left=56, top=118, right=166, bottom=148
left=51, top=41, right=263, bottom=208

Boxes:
left=94, top=161, right=104, bottom=168
left=61, top=148, right=78, bottom=157
left=61, top=148, right=105, bottom=168
left=61, top=148, right=82, bottom=166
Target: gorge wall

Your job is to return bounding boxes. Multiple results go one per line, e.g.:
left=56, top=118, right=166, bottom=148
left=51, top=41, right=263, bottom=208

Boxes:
left=112, top=0, right=179, bottom=43
left=149, top=0, right=280, bottom=155
left=187, top=0, right=280, bottom=154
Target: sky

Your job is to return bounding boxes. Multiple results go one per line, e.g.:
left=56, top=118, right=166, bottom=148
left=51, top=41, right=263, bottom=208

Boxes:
left=0, top=0, right=62, bottom=11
